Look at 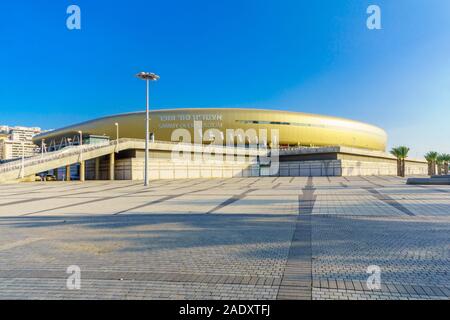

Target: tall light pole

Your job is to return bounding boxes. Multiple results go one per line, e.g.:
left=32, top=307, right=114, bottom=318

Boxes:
left=136, top=71, right=160, bottom=186
left=41, top=139, right=45, bottom=159
left=78, top=130, right=83, bottom=160
left=115, top=122, right=119, bottom=153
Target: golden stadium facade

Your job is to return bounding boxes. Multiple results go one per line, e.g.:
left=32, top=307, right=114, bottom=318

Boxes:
left=34, top=108, right=387, bottom=151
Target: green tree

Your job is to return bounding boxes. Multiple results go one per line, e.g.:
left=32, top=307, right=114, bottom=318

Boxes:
left=441, top=154, right=450, bottom=175
left=391, top=147, right=402, bottom=176
left=424, top=151, right=438, bottom=176
left=436, top=154, right=445, bottom=175
left=390, top=146, right=410, bottom=177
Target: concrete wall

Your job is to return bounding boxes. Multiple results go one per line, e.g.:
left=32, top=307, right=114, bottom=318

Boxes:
left=404, top=161, right=428, bottom=176
left=278, top=159, right=427, bottom=177
left=86, top=157, right=260, bottom=180
left=33, top=142, right=428, bottom=181
left=85, top=155, right=131, bottom=180
left=278, top=160, right=342, bottom=177
left=3, top=139, right=429, bottom=183
left=341, top=159, right=428, bottom=176
left=85, top=157, right=428, bottom=180
left=132, top=158, right=260, bottom=180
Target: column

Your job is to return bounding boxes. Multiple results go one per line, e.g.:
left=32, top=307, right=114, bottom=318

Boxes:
left=95, top=157, right=100, bottom=180
left=65, top=165, right=71, bottom=181
left=80, top=161, right=85, bottom=182
left=109, top=152, right=115, bottom=180
left=54, top=168, right=59, bottom=181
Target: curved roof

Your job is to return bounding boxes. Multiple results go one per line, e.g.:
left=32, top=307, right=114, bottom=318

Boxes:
left=34, top=108, right=387, bottom=151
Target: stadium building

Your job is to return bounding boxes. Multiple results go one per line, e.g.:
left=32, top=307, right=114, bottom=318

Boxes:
left=34, top=108, right=387, bottom=151
left=31, top=108, right=427, bottom=180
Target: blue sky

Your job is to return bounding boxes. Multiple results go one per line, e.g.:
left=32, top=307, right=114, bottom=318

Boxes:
left=0, top=0, right=449, bottom=157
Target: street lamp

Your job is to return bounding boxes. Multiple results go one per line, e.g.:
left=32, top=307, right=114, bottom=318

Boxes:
left=78, top=130, right=83, bottom=160
left=115, top=122, right=119, bottom=153
left=136, top=71, right=160, bottom=186
left=77, top=131, right=82, bottom=146
left=41, top=139, right=45, bottom=159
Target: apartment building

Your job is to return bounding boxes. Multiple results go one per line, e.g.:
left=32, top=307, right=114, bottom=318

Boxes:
left=0, top=125, right=42, bottom=160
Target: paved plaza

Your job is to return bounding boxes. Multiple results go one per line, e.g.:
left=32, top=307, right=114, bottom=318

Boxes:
left=0, top=176, right=449, bottom=300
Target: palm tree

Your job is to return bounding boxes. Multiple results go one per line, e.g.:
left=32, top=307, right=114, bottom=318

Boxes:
left=424, top=151, right=438, bottom=176
left=390, top=147, right=402, bottom=176
left=390, top=146, right=410, bottom=177
left=441, top=153, right=450, bottom=175
left=436, top=154, right=445, bottom=175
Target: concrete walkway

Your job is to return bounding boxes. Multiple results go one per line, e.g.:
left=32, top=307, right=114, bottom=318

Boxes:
left=0, top=177, right=449, bottom=299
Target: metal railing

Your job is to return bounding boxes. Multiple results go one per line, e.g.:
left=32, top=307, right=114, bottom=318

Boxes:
left=0, top=140, right=114, bottom=174
left=0, top=138, right=271, bottom=175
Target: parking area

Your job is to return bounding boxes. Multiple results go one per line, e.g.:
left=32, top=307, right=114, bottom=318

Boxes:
left=0, top=176, right=449, bottom=299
